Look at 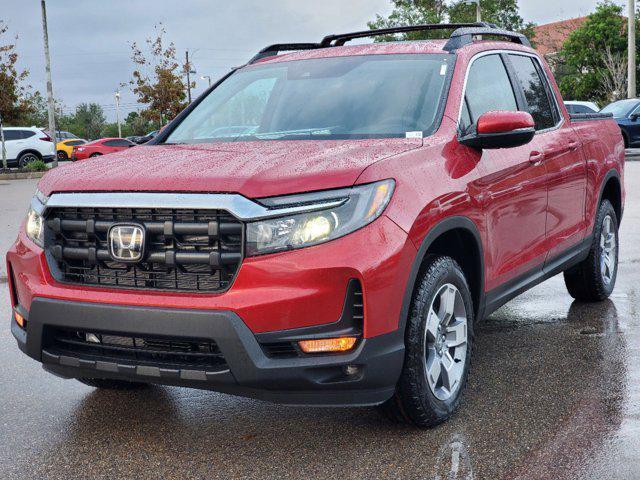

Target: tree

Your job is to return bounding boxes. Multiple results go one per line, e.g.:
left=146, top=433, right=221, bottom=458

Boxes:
left=0, top=21, right=33, bottom=125
left=70, top=103, right=106, bottom=140
left=599, top=46, right=628, bottom=103
left=125, top=111, right=154, bottom=136
left=557, top=1, right=634, bottom=103
left=126, top=25, right=187, bottom=127
left=367, top=0, right=534, bottom=41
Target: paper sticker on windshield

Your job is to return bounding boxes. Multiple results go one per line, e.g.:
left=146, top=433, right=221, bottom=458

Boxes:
left=440, top=64, right=448, bottom=76
left=406, top=131, right=423, bottom=139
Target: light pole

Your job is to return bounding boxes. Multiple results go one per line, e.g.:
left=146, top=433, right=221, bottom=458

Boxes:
left=464, top=0, right=481, bottom=23
left=629, top=0, right=636, bottom=98
left=0, top=113, right=6, bottom=170
left=40, top=0, right=58, bottom=167
left=201, top=75, right=211, bottom=87
left=115, top=91, right=122, bottom=138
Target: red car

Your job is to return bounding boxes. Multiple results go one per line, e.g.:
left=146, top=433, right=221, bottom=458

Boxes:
left=8, top=24, right=624, bottom=427
left=71, top=137, right=135, bottom=160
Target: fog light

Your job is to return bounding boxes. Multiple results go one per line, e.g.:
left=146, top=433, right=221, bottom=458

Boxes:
left=14, top=311, right=25, bottom=329
left=298, top=337, right=357, bottom=353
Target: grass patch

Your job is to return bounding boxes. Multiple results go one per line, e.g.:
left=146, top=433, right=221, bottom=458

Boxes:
left=23, top=159, right=47, bottom=172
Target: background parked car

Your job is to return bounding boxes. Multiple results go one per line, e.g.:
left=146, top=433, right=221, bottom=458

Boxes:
left=600, top=98, right=640, bottom=148
left=56, top=138, right=87, bottom=160
left=128, top=130, right=159, bottom=144
left=71, top=137, right=135, bottom=161
left=564, top=101, right=599, bottom=114
left=1, top=127, right=55, bottom=168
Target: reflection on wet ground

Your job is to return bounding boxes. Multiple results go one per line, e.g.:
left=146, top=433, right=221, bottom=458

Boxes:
left=1, top=165, right=639, bottom=479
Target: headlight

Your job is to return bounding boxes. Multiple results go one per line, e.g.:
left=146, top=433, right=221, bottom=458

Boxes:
left=26, top=207, right=44, bottom=247
left=246, top=179, right=395, bottom=256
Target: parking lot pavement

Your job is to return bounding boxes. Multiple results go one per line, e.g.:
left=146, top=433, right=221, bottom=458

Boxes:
left=1, top=164, right=639, bottom=479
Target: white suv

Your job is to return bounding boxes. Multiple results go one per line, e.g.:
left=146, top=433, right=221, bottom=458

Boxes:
left=1, top=127, right=56, bottom=168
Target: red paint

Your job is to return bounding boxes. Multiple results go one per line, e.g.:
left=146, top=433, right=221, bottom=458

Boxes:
left=8, top=37, right=625, bottom=340
left=70, top=138, right=135, bottom=161
left=477, top=110, right=534, bottom=134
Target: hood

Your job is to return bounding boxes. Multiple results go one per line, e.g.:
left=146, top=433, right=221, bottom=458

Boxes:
left=38, top=139, right=421, bottom=198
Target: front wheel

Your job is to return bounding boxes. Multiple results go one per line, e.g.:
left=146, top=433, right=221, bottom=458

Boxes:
left=380, top=256, right=474, bottom=427
left=564, top=199, right=619, bottom=302
left=18, top=152, right=40, bottom=168
left=89, top=152, right=102, bottom=158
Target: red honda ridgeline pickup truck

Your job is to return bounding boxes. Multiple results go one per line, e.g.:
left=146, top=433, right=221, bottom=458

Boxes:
left=8, top=24, right=624, bottom=427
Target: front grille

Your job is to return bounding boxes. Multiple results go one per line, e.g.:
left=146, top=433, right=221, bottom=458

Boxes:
left=44, top=207, right=243, bottom=292
left=46, top=327, right=228, bottom=371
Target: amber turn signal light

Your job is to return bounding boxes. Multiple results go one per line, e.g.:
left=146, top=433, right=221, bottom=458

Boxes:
left=14, top=311, right=25, bottom=329
left=298, top=337, right=357, bottom=354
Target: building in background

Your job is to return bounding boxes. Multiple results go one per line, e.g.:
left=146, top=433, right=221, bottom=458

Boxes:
left=533, top=17, right=587, bottom=69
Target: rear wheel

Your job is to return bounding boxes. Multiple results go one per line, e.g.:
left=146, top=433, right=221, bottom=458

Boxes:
left=18, top=152, right=41, bottom=168
left=77, top=378, right=148, bottom=390
left=380, top=256, right=474, bottom=427
left=57, top=150, right=68, bottom=160
left=89, top=152, right=102, bottom=158
left=564, top=199, right=619, bottom=302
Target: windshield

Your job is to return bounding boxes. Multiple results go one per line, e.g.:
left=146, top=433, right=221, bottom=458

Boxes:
left=601, top=99, right=640, bottom=118
left=165, top=54, right=451, bottom=143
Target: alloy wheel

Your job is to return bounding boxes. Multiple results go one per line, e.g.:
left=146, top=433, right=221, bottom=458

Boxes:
left=600, top=214, right=617, bottom=285
left=423, top=283, right=468, bottom=401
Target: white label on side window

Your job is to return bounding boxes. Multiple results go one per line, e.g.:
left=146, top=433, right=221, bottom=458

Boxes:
left=406, top=131, right=424, bottom=139
left=440, top=64, right=448, bottom=76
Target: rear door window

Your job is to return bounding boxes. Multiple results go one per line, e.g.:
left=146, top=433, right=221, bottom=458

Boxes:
left=507, top=54, right=558, bottom=130
left=460, top=54, right=518, bottom=133
left=20, top=130, right=36, bottom=139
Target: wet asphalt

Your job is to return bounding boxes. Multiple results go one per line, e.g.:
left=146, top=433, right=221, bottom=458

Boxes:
left=1, top=164, right=639, bottom=480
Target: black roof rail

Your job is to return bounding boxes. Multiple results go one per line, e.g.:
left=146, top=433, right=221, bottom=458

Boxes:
left=247, top=23, right=531, bottom=64
left=248, top=43, right=322, bottom=64
left=443, top=26, right=531, bottom=51
left=319, top=23, right=491, bottom=47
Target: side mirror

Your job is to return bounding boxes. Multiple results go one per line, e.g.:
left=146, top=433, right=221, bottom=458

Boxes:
left=459, top=110, right=535, bottom=149
left=630, top=113, right=639, bottom=122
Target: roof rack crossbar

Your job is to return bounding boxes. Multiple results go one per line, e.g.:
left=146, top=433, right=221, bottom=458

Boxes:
left=443, top=27, right=531, bottom=51
left=319, top=23, right=490, bottom=47
left=247, top=23, right=532, bottom=65
left=248, top=43, right=322, bottom=64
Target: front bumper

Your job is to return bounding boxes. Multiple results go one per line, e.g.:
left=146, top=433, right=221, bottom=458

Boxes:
left=11, top=298, right=404, bottom=406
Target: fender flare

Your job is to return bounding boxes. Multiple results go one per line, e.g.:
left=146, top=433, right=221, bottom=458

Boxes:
left=398, top=216, right=485, bottom=334
left=597, top=168, right=623, bottom=224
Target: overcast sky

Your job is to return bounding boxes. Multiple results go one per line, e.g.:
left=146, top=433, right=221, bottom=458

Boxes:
left=0, top=0, right=618, bottom=123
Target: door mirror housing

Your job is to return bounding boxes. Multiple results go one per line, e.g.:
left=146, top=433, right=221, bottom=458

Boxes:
left=630, top=113, right=639, bottom=122
left=459, top=110, right=535, bottom=150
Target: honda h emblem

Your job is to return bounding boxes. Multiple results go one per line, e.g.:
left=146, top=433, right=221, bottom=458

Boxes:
left=108, top=224, right=145, bottom=263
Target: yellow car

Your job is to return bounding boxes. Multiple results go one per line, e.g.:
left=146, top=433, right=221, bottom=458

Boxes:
left=56, top=138, right=87, bottom=161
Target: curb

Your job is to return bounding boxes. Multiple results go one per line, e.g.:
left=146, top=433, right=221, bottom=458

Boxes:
left=0, top=171, right=46, bottom=181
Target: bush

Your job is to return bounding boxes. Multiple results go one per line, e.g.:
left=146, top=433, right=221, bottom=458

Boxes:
left=23, top=159, right=47, bottom=172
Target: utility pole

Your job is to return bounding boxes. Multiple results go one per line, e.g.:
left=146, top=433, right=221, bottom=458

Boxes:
left=0, top=113, right=6, bottom=170
left=629, top=0, right=636, bottom=98
left=185, top=50, right=192, bottom=103
left=475, top=0, right=481, bottom=23
left=115, top=91, right=122, bottom=138
left=41, top=0, right=58, bottom=168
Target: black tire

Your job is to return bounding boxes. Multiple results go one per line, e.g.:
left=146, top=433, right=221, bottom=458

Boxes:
left=564, top=200, right=619, bottom=302
left=89, top=152, right=102, bottom=157
left=622, top=131, right=629, bottom=149
left=57, top=150, right=68, bottom=160
left=380, top=256, right=474, bottom=428
left=18, top=152, right=41, bottom=168
left=77, top=378, right=148, bottom=390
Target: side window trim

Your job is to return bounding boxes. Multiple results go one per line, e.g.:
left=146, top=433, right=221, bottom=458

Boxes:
left=457, top=50, right=564, bottom=134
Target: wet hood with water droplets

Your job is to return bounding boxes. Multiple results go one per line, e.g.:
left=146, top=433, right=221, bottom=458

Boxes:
left=38, top=139, right=421, bottom=198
